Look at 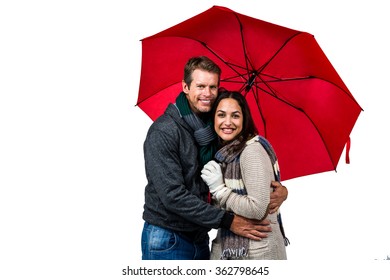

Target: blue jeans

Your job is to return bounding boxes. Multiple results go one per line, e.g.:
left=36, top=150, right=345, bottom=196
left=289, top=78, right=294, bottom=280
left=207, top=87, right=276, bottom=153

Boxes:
left=141, top=222, right=210, bottom=260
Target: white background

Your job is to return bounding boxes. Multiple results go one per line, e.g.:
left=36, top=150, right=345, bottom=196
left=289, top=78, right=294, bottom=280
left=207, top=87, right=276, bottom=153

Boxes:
left=1, top=0, right=389, bottom=279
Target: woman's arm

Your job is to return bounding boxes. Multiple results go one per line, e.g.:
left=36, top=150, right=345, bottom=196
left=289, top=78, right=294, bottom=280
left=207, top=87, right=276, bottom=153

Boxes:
left=217, top=143, right=273, bottom=220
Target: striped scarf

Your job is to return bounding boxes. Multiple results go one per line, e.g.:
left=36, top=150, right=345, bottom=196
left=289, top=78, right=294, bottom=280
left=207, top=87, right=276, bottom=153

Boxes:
left=215, top=139, right=248, bottom=259
left=256, top=136, right=289, bottom=246
left=215, top=135, right=288, bottom=259
left=175, top=92, right=217, bottom=167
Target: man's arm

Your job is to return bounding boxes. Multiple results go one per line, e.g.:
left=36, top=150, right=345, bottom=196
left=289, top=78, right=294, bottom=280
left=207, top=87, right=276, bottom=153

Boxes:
left=268, top=181, right=288, bottom=214
left=229, top=182, right=287, bottom=240
left=145, top=127, right=225, bottom=228
left=229, top=215, right=272, bottom=240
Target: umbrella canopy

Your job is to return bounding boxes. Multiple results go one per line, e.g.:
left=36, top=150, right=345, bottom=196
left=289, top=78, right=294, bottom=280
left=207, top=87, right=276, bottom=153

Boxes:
left=136, top=5, right=362, bottom=181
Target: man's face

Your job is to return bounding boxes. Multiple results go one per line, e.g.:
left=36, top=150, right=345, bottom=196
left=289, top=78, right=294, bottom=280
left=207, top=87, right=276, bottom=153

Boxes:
left=182, top=69, right=219, bottom=115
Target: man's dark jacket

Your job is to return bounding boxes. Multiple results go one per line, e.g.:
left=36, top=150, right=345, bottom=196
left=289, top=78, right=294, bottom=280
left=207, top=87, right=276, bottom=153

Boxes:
left=142, top=103, right=232, bottom=242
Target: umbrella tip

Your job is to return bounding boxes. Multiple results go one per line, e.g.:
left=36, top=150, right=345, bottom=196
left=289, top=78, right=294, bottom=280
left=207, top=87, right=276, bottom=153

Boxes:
left=245, top=72, right=258, bottom=92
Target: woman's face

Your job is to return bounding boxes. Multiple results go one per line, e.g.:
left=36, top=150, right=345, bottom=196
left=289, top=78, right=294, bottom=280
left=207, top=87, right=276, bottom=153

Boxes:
left=214, top=97, right=243, bottom=142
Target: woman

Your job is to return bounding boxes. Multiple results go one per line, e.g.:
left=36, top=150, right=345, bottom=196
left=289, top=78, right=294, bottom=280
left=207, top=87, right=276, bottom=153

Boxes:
left=201, top=89, right=288, bottom=260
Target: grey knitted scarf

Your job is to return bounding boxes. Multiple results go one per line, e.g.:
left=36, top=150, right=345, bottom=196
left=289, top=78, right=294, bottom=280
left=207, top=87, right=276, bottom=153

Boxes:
left=175, top=92, right=217, bottom=167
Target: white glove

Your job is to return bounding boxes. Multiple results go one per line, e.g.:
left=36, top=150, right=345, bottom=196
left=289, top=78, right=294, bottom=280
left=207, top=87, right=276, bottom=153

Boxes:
left=201, top=160, right=226, bottom=196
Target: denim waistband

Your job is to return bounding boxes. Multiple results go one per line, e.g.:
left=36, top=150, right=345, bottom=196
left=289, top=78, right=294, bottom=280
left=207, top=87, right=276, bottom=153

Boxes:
left=177, top=230, right=209, bottom=244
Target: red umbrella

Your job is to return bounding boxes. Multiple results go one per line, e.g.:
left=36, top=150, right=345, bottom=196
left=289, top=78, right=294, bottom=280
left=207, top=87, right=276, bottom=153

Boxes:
left=136, top=5, right=362, bottom=180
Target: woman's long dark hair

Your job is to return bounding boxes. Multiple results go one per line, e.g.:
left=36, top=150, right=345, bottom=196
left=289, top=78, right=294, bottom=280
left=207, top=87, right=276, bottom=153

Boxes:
left=212, top=88, right=258, bottom=152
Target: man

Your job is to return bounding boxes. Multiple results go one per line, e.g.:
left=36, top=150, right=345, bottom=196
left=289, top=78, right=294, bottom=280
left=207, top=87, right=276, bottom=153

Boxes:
left=141, top=56, right=287, bottom=260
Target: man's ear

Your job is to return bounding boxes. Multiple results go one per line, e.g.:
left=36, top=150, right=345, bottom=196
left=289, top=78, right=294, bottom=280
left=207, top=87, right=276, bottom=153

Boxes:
left=182, top=80, right=189, bottom=94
